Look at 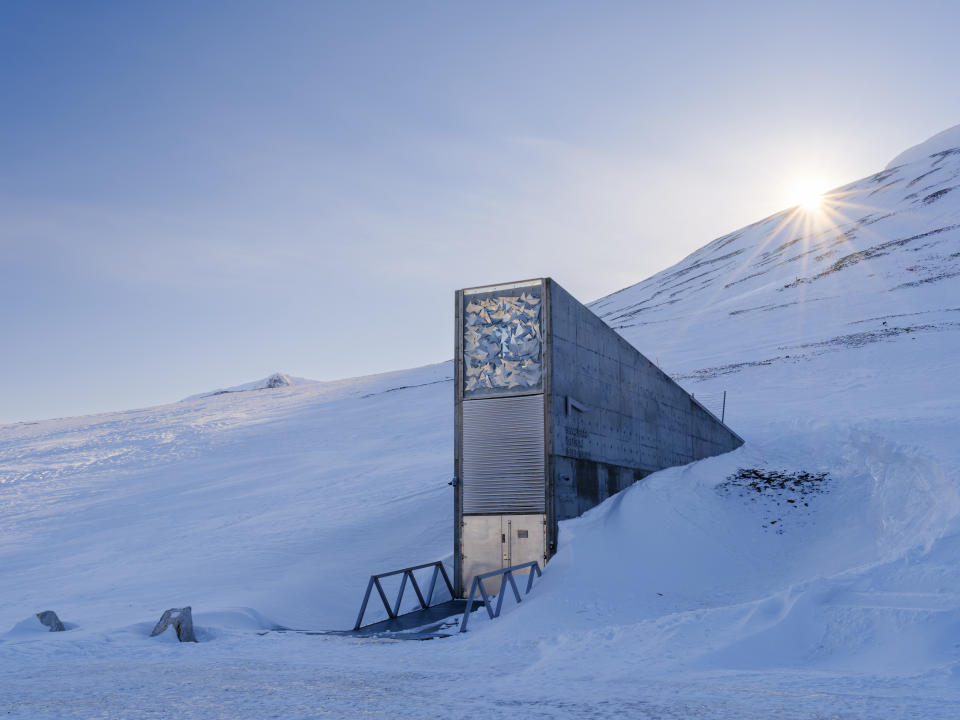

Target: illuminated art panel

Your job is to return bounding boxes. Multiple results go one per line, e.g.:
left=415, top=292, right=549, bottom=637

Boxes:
left=463, top=284, right=542, bottom=397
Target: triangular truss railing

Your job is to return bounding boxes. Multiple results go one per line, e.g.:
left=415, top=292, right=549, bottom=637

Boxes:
left=460, top=560, right=542, bottom=632
left=353, top=561, right=455, bottom=631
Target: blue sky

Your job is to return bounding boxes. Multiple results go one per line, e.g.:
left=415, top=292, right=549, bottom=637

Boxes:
left=2, top=1, right=960, bottom=423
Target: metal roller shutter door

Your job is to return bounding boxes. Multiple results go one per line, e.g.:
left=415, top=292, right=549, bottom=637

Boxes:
left=462, top=393, right=545, bottom=513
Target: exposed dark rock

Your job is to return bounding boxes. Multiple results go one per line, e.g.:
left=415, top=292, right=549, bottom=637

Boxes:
left=35, top=610, right=65, bottom=632
left=907, top=168, right=943, bottom=187
left=780, top=225, right=960, bottom=290
left=263, top=373, right=290, bottom=389
left=921, top=187, right=956, bottom=205
left=718, top=468, right=831, bottom=535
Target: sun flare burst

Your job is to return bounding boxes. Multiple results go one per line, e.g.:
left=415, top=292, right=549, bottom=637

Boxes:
left=624, top=164, right=888, bottom=358
left=792, top=178, right=827, bottom=212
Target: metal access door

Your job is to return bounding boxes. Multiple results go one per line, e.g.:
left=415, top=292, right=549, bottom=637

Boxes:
left=461, top=514, right=545, bottom=594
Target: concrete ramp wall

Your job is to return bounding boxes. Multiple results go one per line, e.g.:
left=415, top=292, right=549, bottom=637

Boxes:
left=453, top=277, right=744, bottom=592
left=545, top=279, right=744, bottom=522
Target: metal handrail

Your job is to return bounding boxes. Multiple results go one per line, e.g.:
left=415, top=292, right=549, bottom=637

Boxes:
left=460, top=560, right=542, bottom=632
left=353, top=560, right=455, bottom=631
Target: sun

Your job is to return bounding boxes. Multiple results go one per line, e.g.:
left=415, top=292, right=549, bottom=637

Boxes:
left=791, top=178, right=827, bottom=212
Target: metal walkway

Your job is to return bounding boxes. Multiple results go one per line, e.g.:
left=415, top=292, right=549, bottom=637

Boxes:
left=261, top=560, right=543, bottom=641
left=353, top=561, right=456, bottom=629
left=338, top=560, right=473, bottom=639
left=339, top=599, right=481, bottom=639
left=344, top=559, right=542, bottom=638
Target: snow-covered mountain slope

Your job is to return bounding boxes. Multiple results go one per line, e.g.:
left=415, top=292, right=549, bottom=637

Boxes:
left=3, top=128, right=960, bottom=718
left=589, top=125, right=960, bottom=459
left=0, top=362, right=455, bottom=628
left=592, top=123, right=960, bottom=386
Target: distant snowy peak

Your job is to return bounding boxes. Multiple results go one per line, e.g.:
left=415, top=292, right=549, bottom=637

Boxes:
left=184, top=373, right=316, bottom=401
left=589, top=122, right=960, bottom=381
left=886, top=123, right=960, bottom=169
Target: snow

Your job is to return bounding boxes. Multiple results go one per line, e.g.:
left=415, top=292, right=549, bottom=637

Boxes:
left=3, top=128, right=960, bottom=717
left=886, top=123, right=960, bottom=169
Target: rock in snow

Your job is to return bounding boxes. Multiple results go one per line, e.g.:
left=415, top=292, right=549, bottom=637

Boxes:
left=150, top=607, right=197, bottom=643
left=35, top=610, right=65, bottom=632
left=182, top=372, right=317, bottom=401
left=262, top=373, right=290, bottom=389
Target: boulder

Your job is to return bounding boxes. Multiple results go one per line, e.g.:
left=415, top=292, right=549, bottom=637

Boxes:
left=150, top=606, right=197, bottom=643
left=35, top=610, right=65, bottom=632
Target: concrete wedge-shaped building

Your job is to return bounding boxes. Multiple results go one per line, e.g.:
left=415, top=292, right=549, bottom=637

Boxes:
left=453, top=278, right=744, bottom=596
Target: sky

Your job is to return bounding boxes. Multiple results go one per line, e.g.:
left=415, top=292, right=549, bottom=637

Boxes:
left=2, top=0, right=960, bottom=424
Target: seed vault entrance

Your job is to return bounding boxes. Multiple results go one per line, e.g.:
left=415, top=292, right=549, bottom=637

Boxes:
left=455, top=280, right=548, bottom=596
left=453, top=277, right=744, bottom=598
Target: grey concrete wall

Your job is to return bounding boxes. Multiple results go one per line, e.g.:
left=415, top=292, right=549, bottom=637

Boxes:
left=546, top=279, right=743, bottom=522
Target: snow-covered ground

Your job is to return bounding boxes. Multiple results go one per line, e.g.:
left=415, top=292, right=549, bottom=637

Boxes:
left=3, top=127, right=960, bottom=718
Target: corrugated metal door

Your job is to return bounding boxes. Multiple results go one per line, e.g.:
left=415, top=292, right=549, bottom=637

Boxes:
left=461, top=393, right=545, bottom=514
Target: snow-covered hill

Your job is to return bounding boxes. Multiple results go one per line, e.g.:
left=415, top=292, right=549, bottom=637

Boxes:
left=2, top=127, right=960, bottom=718
left=592, top=123, right=960, bottom=387
left=182, top=372, right=316, bottom=400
